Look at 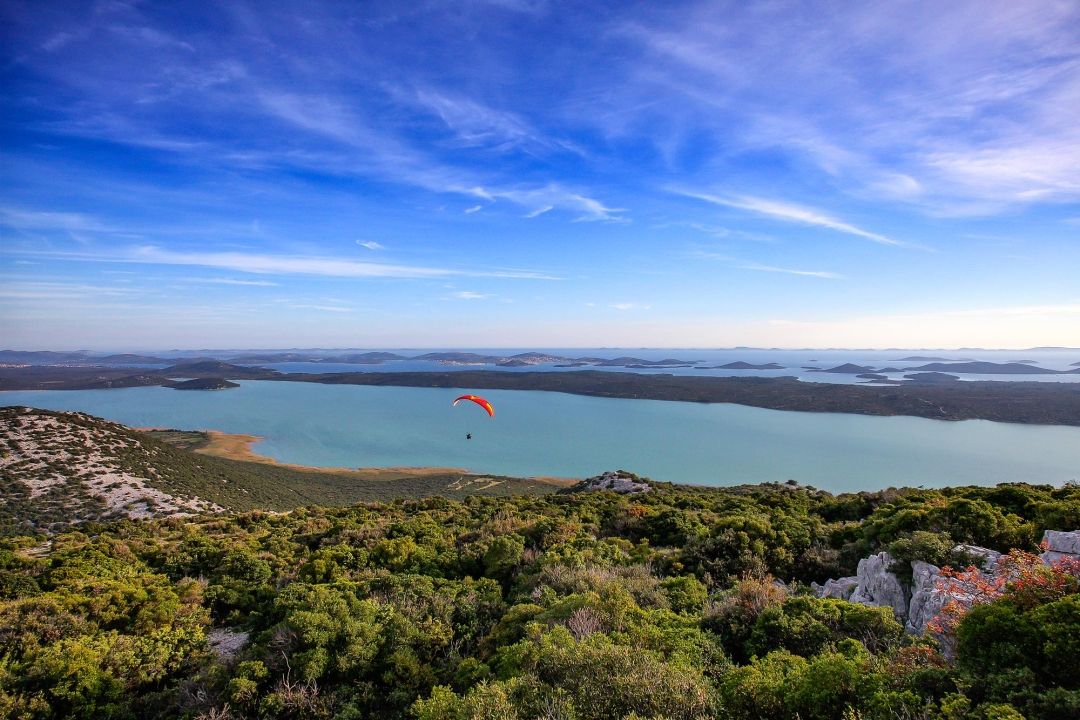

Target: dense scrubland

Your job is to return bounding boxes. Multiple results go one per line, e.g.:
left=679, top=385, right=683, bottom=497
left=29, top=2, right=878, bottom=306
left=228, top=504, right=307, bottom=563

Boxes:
left=1, top=471, right=1078, bottom=719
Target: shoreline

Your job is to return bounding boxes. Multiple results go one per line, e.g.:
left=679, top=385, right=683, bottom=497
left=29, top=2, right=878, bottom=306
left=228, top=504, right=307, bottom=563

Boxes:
left=191, top=429, right=578, bottom=486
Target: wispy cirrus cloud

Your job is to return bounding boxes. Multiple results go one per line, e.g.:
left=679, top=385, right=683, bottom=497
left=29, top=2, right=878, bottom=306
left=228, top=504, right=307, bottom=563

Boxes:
left=356, top=240, right=384, bottom=250
left=255, top=91, right=623, bottom=222
left=610, top=302, right=651, bottom=311
left=675, top=191, right=905, bottom=247
left=737, top=263, right=843, bottom=280
left=688, top=250, right=842, bottom=279
left=29, top=246, right=560, bottom=281
left=493, top=185, right=626, bottom=223
left=620, top=2, right=1080, bottom=213
left=288, top=303, right=353, bottom=313
left=0, top=207, right=116, bottom=233
left=0, top=281, right=140, bottom=300
left=411, top=89, right=581, bottom=156
left=195, top=277, right=280, bottom=287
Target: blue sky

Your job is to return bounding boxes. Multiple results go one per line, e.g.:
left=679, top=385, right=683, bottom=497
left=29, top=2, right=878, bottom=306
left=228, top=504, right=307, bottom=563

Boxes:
left=2, top=0, right=1078, bottom=349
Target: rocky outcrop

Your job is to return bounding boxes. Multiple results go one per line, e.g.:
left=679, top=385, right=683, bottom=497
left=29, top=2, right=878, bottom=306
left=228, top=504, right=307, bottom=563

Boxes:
left=906, top=561, right=946, bottom=635
left=905, top=547, right=1008, bottom=635
left=572, top=470, right=651, bottom=494
left=954, top=544, right=1001, bottom=572
left=207, top=628, right=250, bottom=662
left=812, top=542, right=1012, bottom=635
left=849, top=552, right=910, bottom=618
left=811, top=576, right=858, bottom=600
left=1041, top=530, right=1080, bottom=563
left=815, top=533, right=1079, bottom=637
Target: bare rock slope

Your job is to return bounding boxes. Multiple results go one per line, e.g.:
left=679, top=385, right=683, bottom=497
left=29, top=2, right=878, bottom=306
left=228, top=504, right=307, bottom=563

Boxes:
left=1, top=406, right=221, bottom=533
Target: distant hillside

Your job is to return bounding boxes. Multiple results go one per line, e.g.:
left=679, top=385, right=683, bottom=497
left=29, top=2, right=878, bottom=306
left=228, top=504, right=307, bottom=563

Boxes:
left=0, top=407, right=221, bottom=534
left=162, top=360, right=277, bottom=378
left=0, top=407, right=561, bottom=535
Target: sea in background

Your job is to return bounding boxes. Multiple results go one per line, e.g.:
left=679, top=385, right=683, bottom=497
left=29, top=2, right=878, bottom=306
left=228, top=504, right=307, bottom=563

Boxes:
left=4, top=381, right=1079, bottom=492
left=78, top=347, right=1080, bottom=384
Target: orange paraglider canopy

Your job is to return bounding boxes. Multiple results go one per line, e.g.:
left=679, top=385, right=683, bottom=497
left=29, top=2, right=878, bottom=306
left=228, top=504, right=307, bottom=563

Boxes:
left=452, top=394, right=495, bottom=417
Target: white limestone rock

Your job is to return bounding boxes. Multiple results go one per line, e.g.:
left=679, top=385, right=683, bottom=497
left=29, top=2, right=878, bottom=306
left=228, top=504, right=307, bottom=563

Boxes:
left=811, top=533, right=1080, bottom=638
left=849, top=552, right=910, bottom=619
left=953, top=544, right=1001, bottom=572
left=1041, top=530, right=1080, bottom=563
left=813, top=576, right=859, bottom=600
left=574, top=470, right=651, bottom=494
left=905, top=560, right=946, bottom=634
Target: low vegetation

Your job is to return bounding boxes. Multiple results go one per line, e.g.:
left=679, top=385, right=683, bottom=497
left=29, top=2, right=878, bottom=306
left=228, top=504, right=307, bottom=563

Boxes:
left=1, top=447, right=1077, bottom=718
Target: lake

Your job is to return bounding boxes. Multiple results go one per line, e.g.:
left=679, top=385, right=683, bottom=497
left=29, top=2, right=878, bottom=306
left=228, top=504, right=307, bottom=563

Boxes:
left=3, top=380, right=1079, bottom=492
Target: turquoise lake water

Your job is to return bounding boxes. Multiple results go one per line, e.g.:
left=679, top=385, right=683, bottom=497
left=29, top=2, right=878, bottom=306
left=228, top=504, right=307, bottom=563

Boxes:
left=3, top=380, right=1079, bottom=491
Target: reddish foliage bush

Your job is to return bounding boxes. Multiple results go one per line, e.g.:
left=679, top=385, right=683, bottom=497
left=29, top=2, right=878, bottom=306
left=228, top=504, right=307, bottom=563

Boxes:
left=928, top=544, right=1080, bottom=637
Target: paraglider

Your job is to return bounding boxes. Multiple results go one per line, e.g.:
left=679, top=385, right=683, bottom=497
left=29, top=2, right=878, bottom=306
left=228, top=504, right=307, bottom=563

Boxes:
left=454, top=394, right=493, bottom=442
left=452, top=394, right=495, bottom=417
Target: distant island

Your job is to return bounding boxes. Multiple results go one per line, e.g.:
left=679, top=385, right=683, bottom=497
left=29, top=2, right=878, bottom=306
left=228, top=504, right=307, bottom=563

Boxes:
left=0, top=349, right=702, bottom=370
left=905, top=361, right=1063, bottom=374
left=817, top=363, right=876, bottom=374
left=818, top=360, right=1077, bottom=375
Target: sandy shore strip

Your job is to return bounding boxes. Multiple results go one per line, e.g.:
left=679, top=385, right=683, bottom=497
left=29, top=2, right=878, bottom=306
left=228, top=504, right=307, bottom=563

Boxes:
left=190, top=429, right=577, bottom=485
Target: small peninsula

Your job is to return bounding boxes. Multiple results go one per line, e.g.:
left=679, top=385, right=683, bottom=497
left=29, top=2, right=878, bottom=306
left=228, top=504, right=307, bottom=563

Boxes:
left=169, top=377, right=240, bottom=390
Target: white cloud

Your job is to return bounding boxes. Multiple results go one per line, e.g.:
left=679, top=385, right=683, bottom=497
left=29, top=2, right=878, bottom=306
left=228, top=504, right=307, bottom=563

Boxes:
left=198, top=277, right=279, bottom=286
left=0, top=281, right=140, bottom=300
left=921, top=140, right=1080, bottom=207
left=254, top=92, right=620, bottom=223
left=0, top=207, right=114, bottom=233
left=28, top=246, right=560, bottom=281
left=109, top=25, right=196, bottom=52
left=492, top=185, right=626, bottom=223
left=738, top=263, right=843, bottom=279
left=414, top=89, right=563, bottom=154
left=464, top=205, right=484, bottom=214
left=451, top=291, right=489, bottom=300
left=356, top=240, right=385, bottom=250
left=677, top=191, right=905, bottom=246
left=289, top=304, right=353, bottom=313
left=524, top=205, right=553, bottom=218
left=610, top=302, right=651, bottom=311
left=620, top=2, right=1080, bottom=213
